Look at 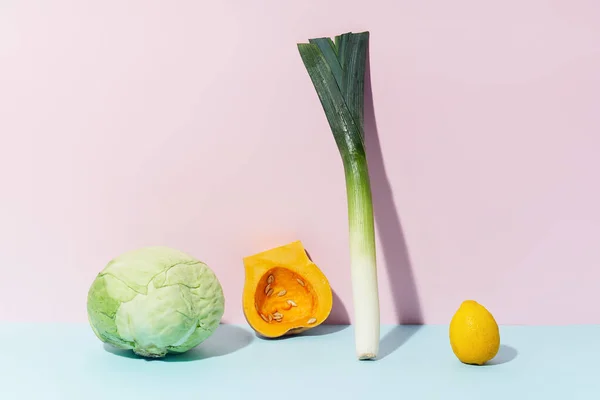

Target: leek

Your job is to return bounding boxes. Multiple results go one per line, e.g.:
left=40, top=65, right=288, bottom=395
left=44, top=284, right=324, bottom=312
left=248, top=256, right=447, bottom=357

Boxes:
left=297, top=31, right=380, bottom=360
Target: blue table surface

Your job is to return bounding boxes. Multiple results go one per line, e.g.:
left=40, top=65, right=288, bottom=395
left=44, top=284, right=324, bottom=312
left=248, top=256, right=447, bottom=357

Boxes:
left=1, top=322, right=599, bottom=399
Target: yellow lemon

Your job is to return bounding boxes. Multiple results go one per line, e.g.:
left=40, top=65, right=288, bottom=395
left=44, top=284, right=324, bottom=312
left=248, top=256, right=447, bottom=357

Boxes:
left=449, top=300, right=500, bottom=365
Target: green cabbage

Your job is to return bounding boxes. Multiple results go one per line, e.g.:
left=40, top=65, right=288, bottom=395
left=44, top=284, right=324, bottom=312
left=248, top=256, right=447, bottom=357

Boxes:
left=87, top=246, right=225, bottom=358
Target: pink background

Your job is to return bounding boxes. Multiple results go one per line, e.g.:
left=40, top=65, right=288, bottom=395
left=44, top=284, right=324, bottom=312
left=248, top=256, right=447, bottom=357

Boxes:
left=1, top=1, right=599, bottom=326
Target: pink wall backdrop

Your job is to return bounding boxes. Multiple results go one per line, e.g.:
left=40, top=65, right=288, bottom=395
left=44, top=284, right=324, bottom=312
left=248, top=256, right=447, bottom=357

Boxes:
left=1, top=1, right=599, bottom=325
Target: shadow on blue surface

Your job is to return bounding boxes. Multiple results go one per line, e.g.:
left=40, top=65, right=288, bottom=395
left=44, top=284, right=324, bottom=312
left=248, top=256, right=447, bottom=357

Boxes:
left=486, top=345, right=518, bottom=366
left=103, top=324, right=253, bottom=362
left=256, top=323, right=349, bottom=341
left=456, top=344, right=519, bottom=367
left=377, top=325, right=423, bottom=360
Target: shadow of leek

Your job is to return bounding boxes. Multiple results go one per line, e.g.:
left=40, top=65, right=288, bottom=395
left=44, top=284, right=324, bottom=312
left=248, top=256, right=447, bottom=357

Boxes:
left=363, top=42, right=424, bottom=360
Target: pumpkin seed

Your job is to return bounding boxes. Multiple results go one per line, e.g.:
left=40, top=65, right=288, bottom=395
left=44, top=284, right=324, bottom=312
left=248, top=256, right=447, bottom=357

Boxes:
left=260, top=313, right=268, bottom=322
left=296, top=278, right=305, bottom=287
left=307, top=318, right=317, bottom=324
left=264, top=283, right=271, bottom=294
left=268, top=313, right=273, bottom=322
left=287, top=299, right=297, bottom=307
left=267, top=275, right=274, bottom=284
left=267, top=288, right=274, bottom=297
left=277, top=290, right=287, bottom=297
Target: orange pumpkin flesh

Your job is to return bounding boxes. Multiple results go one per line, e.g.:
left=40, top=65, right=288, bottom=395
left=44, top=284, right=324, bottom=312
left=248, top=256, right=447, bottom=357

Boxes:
left=242, top=241, right=333, bottom=338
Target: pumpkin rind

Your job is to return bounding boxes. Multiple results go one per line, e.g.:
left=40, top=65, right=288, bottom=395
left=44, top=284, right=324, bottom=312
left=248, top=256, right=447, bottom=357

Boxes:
left=242, top=241, right=333, bottom=338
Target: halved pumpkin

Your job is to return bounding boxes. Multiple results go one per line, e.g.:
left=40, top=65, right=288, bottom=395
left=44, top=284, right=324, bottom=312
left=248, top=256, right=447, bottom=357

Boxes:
left=242, top=240, right=333, bottom=338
